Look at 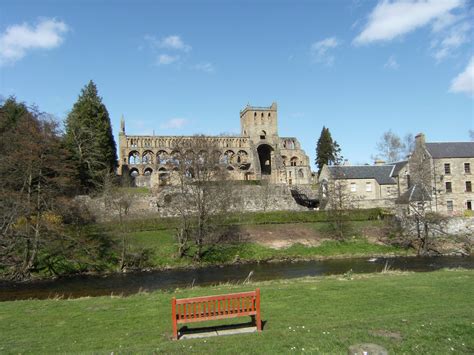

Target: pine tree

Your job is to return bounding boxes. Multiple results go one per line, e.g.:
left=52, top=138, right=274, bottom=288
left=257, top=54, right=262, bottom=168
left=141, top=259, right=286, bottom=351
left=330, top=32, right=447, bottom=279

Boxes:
left=65, top=81, right=117, bottom=192
left=316, top=126, right=343, bottom=174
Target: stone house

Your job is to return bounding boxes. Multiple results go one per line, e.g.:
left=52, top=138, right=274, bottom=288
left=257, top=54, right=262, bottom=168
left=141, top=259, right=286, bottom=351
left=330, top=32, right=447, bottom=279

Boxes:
left=318, top=161, right=408, bottom=209
left=398, top=134, right=474, bottom=215
left=117, top=103, right=312, bottom=188
left=320, top=134, right=474, bottom=215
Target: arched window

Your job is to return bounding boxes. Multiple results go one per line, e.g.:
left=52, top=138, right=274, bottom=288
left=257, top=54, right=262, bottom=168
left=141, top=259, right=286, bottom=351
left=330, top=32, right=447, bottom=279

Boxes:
left=144, top=167, right=153, bottom=176
left=142, top=150, right=154, bottom=164
left=128, top=151, right=140, bottom=165
left=290, top=157, right=298, bottom=166
left=156, top=150, right=169, bottom=165
left=237, top=150, right=248, bottom=164
left=129, top=168, right=139, bottom=177
left=260, top=130, right=266, bottom=140
left=222, top=150, right=235, bottom=165
left=298, top=169, right=304, bottom=178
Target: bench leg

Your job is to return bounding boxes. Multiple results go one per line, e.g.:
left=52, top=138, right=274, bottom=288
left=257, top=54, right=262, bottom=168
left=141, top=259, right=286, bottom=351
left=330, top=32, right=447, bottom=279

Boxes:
left=256, top=288, right=262, bottom=332
left=172, top=322, right=178, bottom=340
left=172, top=297, right=178, bottom=340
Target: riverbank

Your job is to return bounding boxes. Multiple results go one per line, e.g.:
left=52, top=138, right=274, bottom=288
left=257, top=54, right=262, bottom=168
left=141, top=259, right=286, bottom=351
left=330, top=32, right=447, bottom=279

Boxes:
left=1, top=269, right=472, bottom=353
left=123, top=223, right=410, bottom=270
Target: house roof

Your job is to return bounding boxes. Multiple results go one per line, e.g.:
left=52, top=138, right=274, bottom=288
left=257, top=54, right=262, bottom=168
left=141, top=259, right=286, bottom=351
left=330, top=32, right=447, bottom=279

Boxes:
left=426, top=142, right=474, bottom=159
left=327, top=165, right=397, bottom=185
left=391, top=161, right=408, bottom=177
left=396, top=184, right=432, bottom=204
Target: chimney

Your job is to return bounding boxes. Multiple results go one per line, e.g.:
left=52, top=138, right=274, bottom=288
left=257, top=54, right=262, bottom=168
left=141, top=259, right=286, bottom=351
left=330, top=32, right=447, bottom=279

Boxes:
left=374, top=159, right=386, bottom=166
left=415, top=133, right=425, bottom=146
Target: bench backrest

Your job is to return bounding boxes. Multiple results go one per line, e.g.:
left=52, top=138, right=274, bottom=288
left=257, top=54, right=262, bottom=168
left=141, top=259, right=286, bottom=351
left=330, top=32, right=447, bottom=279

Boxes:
left=172, top=289, right=260, bottom=322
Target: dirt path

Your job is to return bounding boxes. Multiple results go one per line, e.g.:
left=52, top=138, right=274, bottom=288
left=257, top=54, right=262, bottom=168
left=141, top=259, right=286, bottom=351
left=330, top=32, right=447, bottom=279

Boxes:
left=240, top=224, right=330, bottom=249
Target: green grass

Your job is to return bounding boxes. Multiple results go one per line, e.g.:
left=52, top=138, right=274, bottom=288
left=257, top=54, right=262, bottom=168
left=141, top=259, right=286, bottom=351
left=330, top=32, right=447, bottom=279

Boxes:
left=99, top=208, right=386, bottom=234
left=1, top=270, right=472, bottom=354
left=125, top=222, right=408, bottom=269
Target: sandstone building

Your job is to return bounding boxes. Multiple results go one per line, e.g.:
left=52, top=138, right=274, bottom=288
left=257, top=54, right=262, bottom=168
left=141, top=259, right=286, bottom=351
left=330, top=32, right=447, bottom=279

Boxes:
left=319, top=161, right=408, bottom=209
left=397, top=133, right=474, bottom=215
left=118, top=103, right=312, bottom=187
left=319, top=133, right=474, bottom=215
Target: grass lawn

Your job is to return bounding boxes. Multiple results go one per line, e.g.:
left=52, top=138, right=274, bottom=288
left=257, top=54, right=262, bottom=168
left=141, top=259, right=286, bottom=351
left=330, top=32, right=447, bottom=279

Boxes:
left=1, top=269, right=472, bottom=354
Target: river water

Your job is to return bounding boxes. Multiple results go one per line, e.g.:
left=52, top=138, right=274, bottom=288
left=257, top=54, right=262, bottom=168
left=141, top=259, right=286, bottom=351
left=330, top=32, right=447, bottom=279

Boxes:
left=0, top=256, right=472, bottom=301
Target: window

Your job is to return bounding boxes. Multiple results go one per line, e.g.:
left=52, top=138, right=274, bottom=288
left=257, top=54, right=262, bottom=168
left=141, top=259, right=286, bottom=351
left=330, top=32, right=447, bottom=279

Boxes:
left=466, top=181, right=472, bottom=192
left=350, top=183, right=357, bottom=192
left=444, top=163, right=451, bottom=174
left=465, top=163, right=471, bottom=174
left=467, top=201, right=472, bottom=210
left=445, top=181, right=452, bottom=193
left=366, top=182, right=372, bottom=192
left=447, top=200, right=453, bottom=212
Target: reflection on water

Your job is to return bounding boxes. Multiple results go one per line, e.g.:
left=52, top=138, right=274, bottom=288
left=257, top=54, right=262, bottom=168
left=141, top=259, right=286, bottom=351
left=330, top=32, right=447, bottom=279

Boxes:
left=0, top=256, right=472, bottom=301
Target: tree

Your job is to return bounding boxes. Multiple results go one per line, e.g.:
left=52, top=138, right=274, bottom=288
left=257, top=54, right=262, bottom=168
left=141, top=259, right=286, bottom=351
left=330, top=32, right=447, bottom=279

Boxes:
left=321, top=169, right=355, bottom=240
left=393, top=139, right=448, bottom=255
left=316, top=126, right=343, bottom=174
left=0, top=98, right=113, bottom=280
left=65, top=81, right=117, bottom=192
left=168, top=136, right=238, bottom=261
left=374, top=130, right=414, bottom=163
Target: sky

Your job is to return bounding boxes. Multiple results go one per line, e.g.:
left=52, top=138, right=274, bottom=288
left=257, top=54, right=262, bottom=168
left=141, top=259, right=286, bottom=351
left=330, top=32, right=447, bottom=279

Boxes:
left=1, top=0, right=473, bottom=167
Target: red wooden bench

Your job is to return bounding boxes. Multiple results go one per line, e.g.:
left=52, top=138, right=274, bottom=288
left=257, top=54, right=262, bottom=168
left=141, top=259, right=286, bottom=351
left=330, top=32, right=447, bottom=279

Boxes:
left=171, top=288, right=262, bottom=340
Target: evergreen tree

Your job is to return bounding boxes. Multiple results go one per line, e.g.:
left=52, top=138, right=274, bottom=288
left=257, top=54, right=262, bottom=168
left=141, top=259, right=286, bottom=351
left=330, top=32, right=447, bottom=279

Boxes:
left=65, top=81, right=117, bottom=192
left=316, top=126, right=343, bottom=174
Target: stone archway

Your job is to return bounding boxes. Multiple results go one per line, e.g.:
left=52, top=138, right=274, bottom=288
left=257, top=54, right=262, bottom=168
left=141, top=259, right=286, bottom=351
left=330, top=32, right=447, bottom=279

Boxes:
left=257, top=144, right=273, bottom=175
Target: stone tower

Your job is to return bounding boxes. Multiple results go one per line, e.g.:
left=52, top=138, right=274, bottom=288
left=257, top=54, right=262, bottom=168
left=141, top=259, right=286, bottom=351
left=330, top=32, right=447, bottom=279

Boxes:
left=240, top=102, right=278, bottom=142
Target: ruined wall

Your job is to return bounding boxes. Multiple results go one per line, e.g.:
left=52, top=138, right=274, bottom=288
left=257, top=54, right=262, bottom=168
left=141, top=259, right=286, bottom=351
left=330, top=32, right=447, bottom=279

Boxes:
left=78, top=184, right=307, bottom=221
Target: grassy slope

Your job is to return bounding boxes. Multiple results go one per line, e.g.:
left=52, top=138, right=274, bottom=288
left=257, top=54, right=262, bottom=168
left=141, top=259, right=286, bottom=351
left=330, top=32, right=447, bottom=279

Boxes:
left=126, top=220, right=409, bottom=269
left=0, top=270, right=472, bottom=354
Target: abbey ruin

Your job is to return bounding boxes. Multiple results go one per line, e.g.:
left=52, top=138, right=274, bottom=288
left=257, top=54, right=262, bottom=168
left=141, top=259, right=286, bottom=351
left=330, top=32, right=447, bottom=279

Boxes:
left=118, top=103, right=312, bottom=188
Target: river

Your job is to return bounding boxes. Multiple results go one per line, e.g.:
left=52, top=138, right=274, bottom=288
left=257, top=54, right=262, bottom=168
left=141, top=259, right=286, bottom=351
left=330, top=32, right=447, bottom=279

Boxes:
left=0, top=256, right=472, bottom=301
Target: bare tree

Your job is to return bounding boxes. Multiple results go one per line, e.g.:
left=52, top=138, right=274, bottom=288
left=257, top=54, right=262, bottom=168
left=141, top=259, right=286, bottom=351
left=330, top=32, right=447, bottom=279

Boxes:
left=394, top=143, right=449, bottom=255
left=374, top=130, right=414, bottom=163
left=169, top=136, right=237, bottom=261
left=322, top=170, right=356, bottom=240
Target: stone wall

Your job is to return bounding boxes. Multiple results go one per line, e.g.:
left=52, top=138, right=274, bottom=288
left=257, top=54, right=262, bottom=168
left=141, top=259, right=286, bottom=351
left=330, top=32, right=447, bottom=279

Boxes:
left=78, top=184, right=307, bottom=221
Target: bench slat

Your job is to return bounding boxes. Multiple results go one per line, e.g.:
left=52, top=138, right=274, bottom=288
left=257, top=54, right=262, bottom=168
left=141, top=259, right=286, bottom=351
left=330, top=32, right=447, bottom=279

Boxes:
left=175, top=290, right=257, bottom=304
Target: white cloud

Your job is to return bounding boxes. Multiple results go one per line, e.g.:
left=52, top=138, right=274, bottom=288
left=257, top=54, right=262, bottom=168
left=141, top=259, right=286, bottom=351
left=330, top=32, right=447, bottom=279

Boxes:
left=432, top=21, right=471, bottom=61
left=145, top=34, right=191, bottom=52
left=0, top=18, right=68, bottom=66
left=384, top=55, right=399, bottom=69
left=161, top=35, right=191, bottom=52
left=354, top=0, right=464, bottom=45
left=157, top=54, right=179, bottom=65
left=160, top=118, right=188, bottom=129
left=193, top=62, right=215, bottom=73
left=450, top=56, right=474, bottom=96
left=310, top=37, right=339, bottom=65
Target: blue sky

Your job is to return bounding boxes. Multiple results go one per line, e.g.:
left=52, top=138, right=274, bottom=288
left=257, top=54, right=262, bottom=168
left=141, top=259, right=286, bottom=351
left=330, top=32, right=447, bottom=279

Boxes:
left=1, top=0, right=473, bottom=167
